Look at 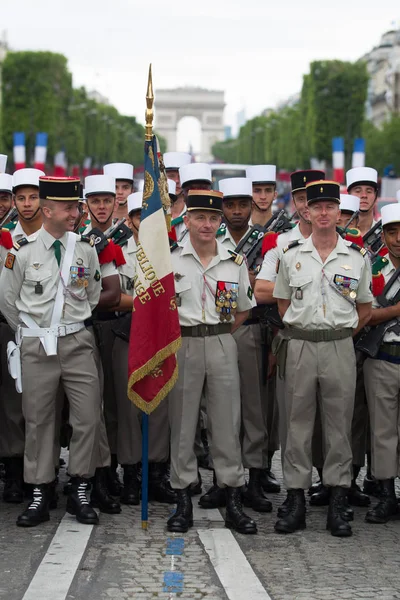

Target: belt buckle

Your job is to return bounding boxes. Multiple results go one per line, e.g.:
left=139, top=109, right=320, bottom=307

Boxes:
left=57, top=325, right=67, bottom=337
left=204, top=325, right=209, bottom=336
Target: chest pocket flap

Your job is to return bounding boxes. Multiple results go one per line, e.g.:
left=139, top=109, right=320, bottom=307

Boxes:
left=25, top=268, right=53, bottom=285
left=174, top=279, right=192, bottom=294
left=289, top=275, right=313, bottom=289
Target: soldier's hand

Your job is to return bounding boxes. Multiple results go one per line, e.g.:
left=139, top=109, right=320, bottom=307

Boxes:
left=267, top=351, right=277, bottom=379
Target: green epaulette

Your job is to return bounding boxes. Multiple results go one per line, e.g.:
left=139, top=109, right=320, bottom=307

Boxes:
left=228, top=249, right=244, bottom=266
left=349, top=242, right=367, bottom=257
left=216, top=223, right=227, bottom=238
left=13, top=237, right=29, bottom=251
left=3, top=221, right=17, bottom=231
left=170, top=241, right=179, bottom=253
left=80, top=235, right=95, bottom=247
left=371, top=254, right=389, bottom=276
left=78, top=225, right=86, bottom=234
left=283, top=239, right=301, bottom=254
left=171, top=215, right=185, bottom=227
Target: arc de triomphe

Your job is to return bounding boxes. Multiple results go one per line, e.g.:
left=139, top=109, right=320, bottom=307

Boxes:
left=155, top=87, right=225, bottom=162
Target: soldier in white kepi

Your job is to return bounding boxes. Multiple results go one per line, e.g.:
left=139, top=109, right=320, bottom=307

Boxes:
left=164, top=152, right=191, bottom=241
left=346, top=167, right=378, bottom=236
left=246, top=164, right=277, bottom=228
left=167, top=189, right=257, bottom=535
left=0, top=176, right=103, bottom=528
left=103, top=162, right=134, bottom=221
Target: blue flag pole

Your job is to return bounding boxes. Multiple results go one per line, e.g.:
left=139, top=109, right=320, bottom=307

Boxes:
left=141, top=412, right=149, bottom=529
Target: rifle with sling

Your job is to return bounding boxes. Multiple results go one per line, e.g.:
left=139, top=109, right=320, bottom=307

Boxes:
left=363, top=220, right=384, bottom=258
left=355, top=265, right=400, bottom=357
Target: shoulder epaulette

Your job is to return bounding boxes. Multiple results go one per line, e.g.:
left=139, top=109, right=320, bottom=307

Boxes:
left=80, top=234, right=95, bottom=247
left=216, top=223, right=227, bottom=238
left=3, top=221, right=17, bottom=231
left=13, top=237, right=30, bottom=251
left=228, top=249, right=244, bottom=265
left=283, top=239, right=301, bottom=254
left=171, top=215, right=185, bottom=227
left=349, top=242, right=367, bottom=256
left=371, top=254, right=389, bottom=276
left=170, top=241, right=179, bottom=253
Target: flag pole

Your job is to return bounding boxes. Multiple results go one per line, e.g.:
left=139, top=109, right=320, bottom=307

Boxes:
left=141, top=63, right=154, bottom=530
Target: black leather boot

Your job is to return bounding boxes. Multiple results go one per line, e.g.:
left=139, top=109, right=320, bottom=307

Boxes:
left=309, top=484, right=330, bottom=506
left=225, top=486, right=257, bottom=534
left=66, top=478, right=99, bottom=524
left=148, top=463, right=177, bottom=504
left=365, top=479, right=399, bottom=524
left=275, top=489, right=306, bottom=533
left=91, top=467, right=121, bottom=513
left=199, top=471, right=226, bottom=508
left=189, top=469, right=202, bottom=496
left=3, top=457, right=24, bottom=503
left=308, top=468, right=323, bottom=496
left=167, top=488, right=193, bottom=533
left=243, top=469, right=272, bottom=512
left=363, top=453, right=381, bottom=497
left=105, top=454, right=122, bottom=496
left=17, top=484, right=50, bottom=527
left=48, top=479, right=59, bottom=510
left=326, top=487, right=352, bottom=537
left=260, top=452, right=281, bottom=494
left=197, top=429, right=213, bottom=470
left=120, top=464, right=140, bottom=505
left=277, top=492, right=290, bottom=518
left=347, top=465, right=370, bottom=507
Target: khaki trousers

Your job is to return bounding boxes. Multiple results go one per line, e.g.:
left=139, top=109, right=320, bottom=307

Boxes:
left=21, top=329, right=101, bottom=484
left=112, top=336, right=170, bottom=465
left=233, top=324, right=268, bottom=468
left=283, top=338, right=356, bottom=490
left=364, top=358, right=400, bottom=479
left=351, top=352, right=368, bottom=467
left=169, top=334, right=245, bottom=489
left=0, top=322, right=24, bottom=457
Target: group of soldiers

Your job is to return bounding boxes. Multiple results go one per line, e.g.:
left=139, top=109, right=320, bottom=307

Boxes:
left=0, top=150, right=399, bottom=539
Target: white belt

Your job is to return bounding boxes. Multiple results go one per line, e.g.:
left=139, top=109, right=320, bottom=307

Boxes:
left=20, top=322, right=85, bottom=339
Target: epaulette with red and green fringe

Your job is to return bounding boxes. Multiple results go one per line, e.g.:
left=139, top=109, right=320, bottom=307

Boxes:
left=0, top=228, right=13, bottom=250
left=371, top=255, right=389, bottom=297
left=261, top=231, right=279, bottom=257
left=98, top=239, right=126, bottom=267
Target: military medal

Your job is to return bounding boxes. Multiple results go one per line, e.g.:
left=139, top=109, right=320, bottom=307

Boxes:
left=216, top=281, right=239, bottom=322
left=295, top=288, right=303, bottom=300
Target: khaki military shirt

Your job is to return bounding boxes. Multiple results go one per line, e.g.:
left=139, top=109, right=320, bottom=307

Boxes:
left=119, top=237, right=137, bottom=296
left=257, top=223, right=305, bottom=283
left=0, top=222, right=41, bottom=273
left=373, top=257, right=400, bottom=343
left=0, top=227, right=101, bottom=331
left=172, top=208, right=187, bottom=242
left=273, top=234, right=372, bottom=330
left=171, top=239, right=255, bottom=327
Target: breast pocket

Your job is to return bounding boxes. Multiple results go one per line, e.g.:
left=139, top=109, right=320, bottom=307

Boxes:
left=174, top=280, right=192, bottom=307
left=25, top=268, right=53, bottom=287
left=289, top=275, right=313, bottom=300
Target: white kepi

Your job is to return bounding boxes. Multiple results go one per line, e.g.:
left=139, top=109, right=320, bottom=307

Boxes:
left=396, top=189, right=400, bottom=203
left=128, top=192, right=142, bottom=213
left=85, top=174, right=116, bottom=197
left=339, top=194, right=360, bottom=213
left=0, top=154, right=7, bottom=174
left=103, top=163, right=134, bottom=182
left=168, top=179, right=177, bottom=197
left=246, top=165, right=276, bottom=184
left=381, top=203, right=400, bottom=226
left=164, top=152, right=191, bottom=171
left=179, top=163, right=212, bottom=187
left=218, top=177, right=253, bottom=198
left=0, top=174, right=13, bottom=193
left=13, top=168, right=45, bottom=191
left=346, top=167, right=378, bottom=191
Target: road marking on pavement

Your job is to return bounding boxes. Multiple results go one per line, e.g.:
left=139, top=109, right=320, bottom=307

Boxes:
left=164, top=537, right=185, bottom=596
left=22, top=515, right=94, bottom=600
left=192, top=504, right=224, bottom=523
left=199, top=528, right=271, bottom=600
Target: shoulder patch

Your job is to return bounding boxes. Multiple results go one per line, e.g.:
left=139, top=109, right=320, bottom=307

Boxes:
left=228, top=250, right=244, bottom=266
left=170, top=241, right=179, bottom=253
left=216, top=223, right=227, bottom=238
left=349, top=242, right=367, bottom=256
left=80, top=234, right=95, bottom=247
left=283, top=239, right=301, bottom=254
left=12, top=237, right=29, bottom=251
left=2, top=221, right=17, bottom=231
left=5, top=252, right=15, bottom=270
left=247, top=286, right=253, bottom=299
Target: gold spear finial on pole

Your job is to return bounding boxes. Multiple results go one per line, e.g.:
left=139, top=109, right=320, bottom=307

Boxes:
left=145, top=64, right=154, bottom=141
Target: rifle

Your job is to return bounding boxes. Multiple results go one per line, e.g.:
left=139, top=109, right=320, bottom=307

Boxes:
left=363, top=220, right=384, bottom=257
left=0, top=206, right=18, bottom=228
left=337, top=211, right=360, bottom=237
left=355, top=265, right=400, bottom=357
left=235, top=209, right=292, bottom=271
left=87, top=218, right=130, bottom=254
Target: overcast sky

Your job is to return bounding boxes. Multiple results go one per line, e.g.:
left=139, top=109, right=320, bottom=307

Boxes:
left=2, top=0, right=400, bottom=153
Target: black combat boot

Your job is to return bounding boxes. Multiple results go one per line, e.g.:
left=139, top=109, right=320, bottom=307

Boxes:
left=242, top=469, right=272, bottom=512
left=308, top=468, right=324, bottom=496
left=326, top=487, right=352, bottom=537
left=3, top=457, right=24, bottom=503
left=309, top=484, right=330, bottom=506
left=120, top=464, right=140, bottom=505
left=225, top=486, right=257, bottom=534
left=167, top=487, right=193, bottom=533
left=148, top=463, right=177, bottom=504
left=91, top=467, right=121, bottom=513
left=363, top=452, right=381, bottom=497
left=105, top=454, right=122, bottom=496
left=347, top=465, right=370, bottom=507
left=275, top=489, right=306, bottom=533
left=365, top=479, right=399, bottom=524
left=260, top=452, right=281, bottom=494
left=277, top=492, right=290, bottom=518
left=17, top=484, right=50, bottom=527
left=66, top=478, right=99, bottom=524
left=48, top=479, right=59, bottom=510
left=189, top=469, right=202, bottom=496
left=199, top=471, right=226, bottom=508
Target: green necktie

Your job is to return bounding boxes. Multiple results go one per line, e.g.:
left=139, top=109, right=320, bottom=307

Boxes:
left=53, top=240, right=62, bottom=267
